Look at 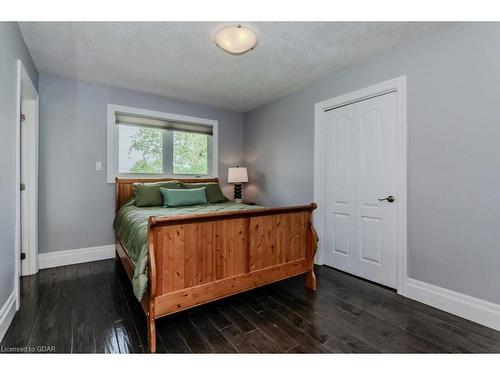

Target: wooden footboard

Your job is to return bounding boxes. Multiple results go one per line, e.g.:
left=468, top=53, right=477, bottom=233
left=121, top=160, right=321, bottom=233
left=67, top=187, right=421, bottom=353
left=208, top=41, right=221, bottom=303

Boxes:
left=114, top=178, right=318, bottom=353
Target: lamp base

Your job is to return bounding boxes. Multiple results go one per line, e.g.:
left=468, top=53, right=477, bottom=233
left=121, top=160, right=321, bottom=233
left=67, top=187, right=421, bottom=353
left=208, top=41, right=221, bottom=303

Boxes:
left=233, top=198, right=243, bottom=203
left=233, top=183, right=242, bottom=202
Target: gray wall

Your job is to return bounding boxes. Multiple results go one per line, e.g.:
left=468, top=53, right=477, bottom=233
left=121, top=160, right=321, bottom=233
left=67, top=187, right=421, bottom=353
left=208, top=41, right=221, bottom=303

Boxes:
left=243, top=23, right=500, bottom=305
left=39, top=74, right=244, bottom=253
left=0, top=23, right=38, bottom=308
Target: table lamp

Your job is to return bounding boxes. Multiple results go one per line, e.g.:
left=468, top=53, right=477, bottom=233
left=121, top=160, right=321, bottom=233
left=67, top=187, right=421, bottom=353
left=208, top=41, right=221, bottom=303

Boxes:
left=227, top=166, right=248, bottom=203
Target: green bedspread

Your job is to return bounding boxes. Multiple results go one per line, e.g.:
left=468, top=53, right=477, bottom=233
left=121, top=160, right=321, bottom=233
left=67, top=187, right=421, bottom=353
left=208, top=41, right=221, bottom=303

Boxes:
left=114, top=200, right=263, bottom=301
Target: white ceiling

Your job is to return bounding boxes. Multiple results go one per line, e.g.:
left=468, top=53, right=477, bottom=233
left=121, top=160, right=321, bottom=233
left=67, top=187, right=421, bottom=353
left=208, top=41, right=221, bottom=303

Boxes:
left=19, top=22, right=450, bottom=112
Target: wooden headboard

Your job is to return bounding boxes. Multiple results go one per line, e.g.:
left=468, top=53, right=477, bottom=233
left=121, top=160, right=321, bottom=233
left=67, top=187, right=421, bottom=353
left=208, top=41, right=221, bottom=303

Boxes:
left=115, top=177, right=219, bottom=212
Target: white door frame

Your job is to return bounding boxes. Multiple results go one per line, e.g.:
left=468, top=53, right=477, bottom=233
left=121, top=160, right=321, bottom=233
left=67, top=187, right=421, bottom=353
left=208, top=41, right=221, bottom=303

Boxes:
left=15, top=59, right=39, bottom=309
left=313, top=76, right=408, bottom=295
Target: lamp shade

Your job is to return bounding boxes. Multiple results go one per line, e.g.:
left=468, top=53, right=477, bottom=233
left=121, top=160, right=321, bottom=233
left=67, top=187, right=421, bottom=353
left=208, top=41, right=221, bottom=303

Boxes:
left=228, top=167, right=248, bottom=183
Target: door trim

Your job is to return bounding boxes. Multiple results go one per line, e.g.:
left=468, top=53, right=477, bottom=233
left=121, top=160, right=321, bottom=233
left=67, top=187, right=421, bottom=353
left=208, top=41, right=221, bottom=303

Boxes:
left=313, top=76, right=408, bottom=295
left=15, top=60, right=39, bottom=309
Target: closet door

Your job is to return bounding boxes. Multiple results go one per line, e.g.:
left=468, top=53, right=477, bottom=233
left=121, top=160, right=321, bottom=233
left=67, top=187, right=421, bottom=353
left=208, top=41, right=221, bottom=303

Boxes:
left=354, top=93, right=398, bottom=288
left=322, top=92, right=399, bottom=289
left=322, top=103, right=357, bottom=274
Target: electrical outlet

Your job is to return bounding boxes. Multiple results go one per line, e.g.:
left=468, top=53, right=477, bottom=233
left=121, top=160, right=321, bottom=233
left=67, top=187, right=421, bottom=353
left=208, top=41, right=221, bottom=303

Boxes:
left=95, top=161, right=102, bottom=171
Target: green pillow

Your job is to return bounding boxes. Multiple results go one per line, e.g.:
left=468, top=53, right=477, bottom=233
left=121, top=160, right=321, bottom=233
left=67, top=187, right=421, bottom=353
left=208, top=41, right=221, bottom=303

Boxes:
left=160, top=187, right=208, bottom=207
left=133, top=181, right=181, bottom=207
left=181, top=182, right=228, bottom=203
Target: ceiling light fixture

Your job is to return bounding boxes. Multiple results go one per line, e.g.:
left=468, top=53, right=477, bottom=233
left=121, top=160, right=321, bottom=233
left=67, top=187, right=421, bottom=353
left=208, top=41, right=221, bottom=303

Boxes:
left=215, top=25, right=258, bottom=55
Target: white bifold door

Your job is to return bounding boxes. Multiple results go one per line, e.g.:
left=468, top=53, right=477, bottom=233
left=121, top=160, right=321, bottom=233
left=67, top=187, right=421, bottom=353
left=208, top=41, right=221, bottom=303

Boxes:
left=322, top=92, right=399, bottom=288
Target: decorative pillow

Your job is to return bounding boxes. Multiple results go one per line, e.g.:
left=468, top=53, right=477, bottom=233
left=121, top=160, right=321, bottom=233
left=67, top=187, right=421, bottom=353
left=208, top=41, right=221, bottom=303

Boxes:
left=133, top=181, right=181, bottom=207
left=160, top=187, right=208, bottom=207
left=181, top=182, right=228, bottom=203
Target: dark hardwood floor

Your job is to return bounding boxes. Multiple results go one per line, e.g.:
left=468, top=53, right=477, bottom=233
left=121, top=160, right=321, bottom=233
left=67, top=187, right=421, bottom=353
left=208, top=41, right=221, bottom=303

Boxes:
left=2, top=258, right=500, bottom=353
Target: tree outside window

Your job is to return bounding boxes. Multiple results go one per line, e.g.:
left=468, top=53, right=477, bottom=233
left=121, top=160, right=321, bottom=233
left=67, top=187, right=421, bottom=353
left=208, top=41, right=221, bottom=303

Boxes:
left=128, top=127, right=163, bottom=173
left=173, top=131, right=208, bottom=175
left=121, top=127, right=209, bottom=175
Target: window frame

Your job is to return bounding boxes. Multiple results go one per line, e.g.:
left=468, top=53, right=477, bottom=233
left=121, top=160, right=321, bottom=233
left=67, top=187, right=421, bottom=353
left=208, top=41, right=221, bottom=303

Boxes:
left=107, top=104, right=218, bottom=183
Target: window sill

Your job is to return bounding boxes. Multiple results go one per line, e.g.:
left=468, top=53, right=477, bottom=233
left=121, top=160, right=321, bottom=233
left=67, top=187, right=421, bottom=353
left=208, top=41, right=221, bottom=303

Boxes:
left=107, top=174, right=218, bottom=184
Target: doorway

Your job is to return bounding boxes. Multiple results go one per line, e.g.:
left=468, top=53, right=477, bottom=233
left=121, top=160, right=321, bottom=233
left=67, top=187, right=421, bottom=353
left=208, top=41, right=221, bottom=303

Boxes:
left=314, top=77, right=407, bottom=293
left=15, top=60, right=39, bottom=309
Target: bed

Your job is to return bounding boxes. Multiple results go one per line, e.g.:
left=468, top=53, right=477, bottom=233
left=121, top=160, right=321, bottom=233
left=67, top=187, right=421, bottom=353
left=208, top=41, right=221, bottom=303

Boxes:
left=114, top=177, right=318, bottom=353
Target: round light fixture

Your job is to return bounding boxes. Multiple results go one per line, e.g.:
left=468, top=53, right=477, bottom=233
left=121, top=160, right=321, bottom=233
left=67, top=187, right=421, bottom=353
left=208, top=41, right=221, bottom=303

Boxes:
left=215, top=25, right=258, bottom=55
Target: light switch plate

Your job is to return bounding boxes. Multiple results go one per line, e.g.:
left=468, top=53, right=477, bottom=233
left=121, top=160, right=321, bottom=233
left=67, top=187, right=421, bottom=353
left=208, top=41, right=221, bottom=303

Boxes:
left=95, top=161, right=102, bottom=171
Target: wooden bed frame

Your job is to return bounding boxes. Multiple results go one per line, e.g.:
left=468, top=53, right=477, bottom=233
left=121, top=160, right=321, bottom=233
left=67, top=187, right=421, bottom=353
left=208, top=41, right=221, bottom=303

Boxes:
left=115, top=177, right=318, bottom=353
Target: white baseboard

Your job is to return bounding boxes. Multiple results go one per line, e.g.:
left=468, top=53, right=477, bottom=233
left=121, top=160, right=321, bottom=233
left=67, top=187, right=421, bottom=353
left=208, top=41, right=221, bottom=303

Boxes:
left=0, top=291, right=16, bottom=343
left=39, top=244, right=115, bottom=269
left=405, top=278, right=500, bottom=331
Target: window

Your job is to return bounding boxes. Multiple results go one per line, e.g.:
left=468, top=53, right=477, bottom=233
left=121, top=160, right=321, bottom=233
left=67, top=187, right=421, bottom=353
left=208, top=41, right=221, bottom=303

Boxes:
left=107, top=104, right=217, bottom=183
left=173, top=131, right=209, bottom=175
left=118, top=125, right=163, bottom=174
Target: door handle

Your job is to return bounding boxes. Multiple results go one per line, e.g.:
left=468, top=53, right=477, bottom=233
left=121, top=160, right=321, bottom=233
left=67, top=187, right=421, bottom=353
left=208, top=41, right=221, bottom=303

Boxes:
left=378, top=195, right=395, bottom=203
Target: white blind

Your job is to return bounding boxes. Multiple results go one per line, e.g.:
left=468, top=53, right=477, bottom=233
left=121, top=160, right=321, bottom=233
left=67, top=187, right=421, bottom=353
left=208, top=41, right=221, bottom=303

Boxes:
left=115, top=112, right=213, bottom=135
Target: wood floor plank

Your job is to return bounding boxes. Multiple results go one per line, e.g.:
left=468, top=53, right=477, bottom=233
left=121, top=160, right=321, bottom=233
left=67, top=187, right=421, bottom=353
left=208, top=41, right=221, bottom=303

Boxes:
left=258, top=308, right=328, bottom=353
left=89, top=261, right=122, bottom=354
left=266, top=286, right=379, bottom=353
left=70, top=269, right=96, bottom=353
left=216, top=301, right=256, bottom=334
left=188, top=309, right=237, bottom=353
left=277, top=280, right=448, bottom=353
left=244, top=329, right=281, bottom=353
left=314, top=269, right=498, bottom=352
left=323, top=332, right=378, bottom=353
left=235, top=293, right=267, bottom=313
left=258, top=295, right=329, bottom=344
left=220, top=325, right=261, bottom=353
left=317, top=266, right=500, bottom=343
left=171, top=314, right=213, bottom=353
left=4, top=259, right=500, bottom=354
left=232, top=301, right=298, bottom=351
left=27, top=270, right=73, bottom=353
left=92, top=287, right=121, bottom=353
left=113, top=260, right=149, bottom=352
left=204, top=303, right=233, bottom=330
left=101, top=262, right=142, bottom=353
left=1, top=274, right=43, bottom=348
left=156, top=319, right=191, bottom=353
